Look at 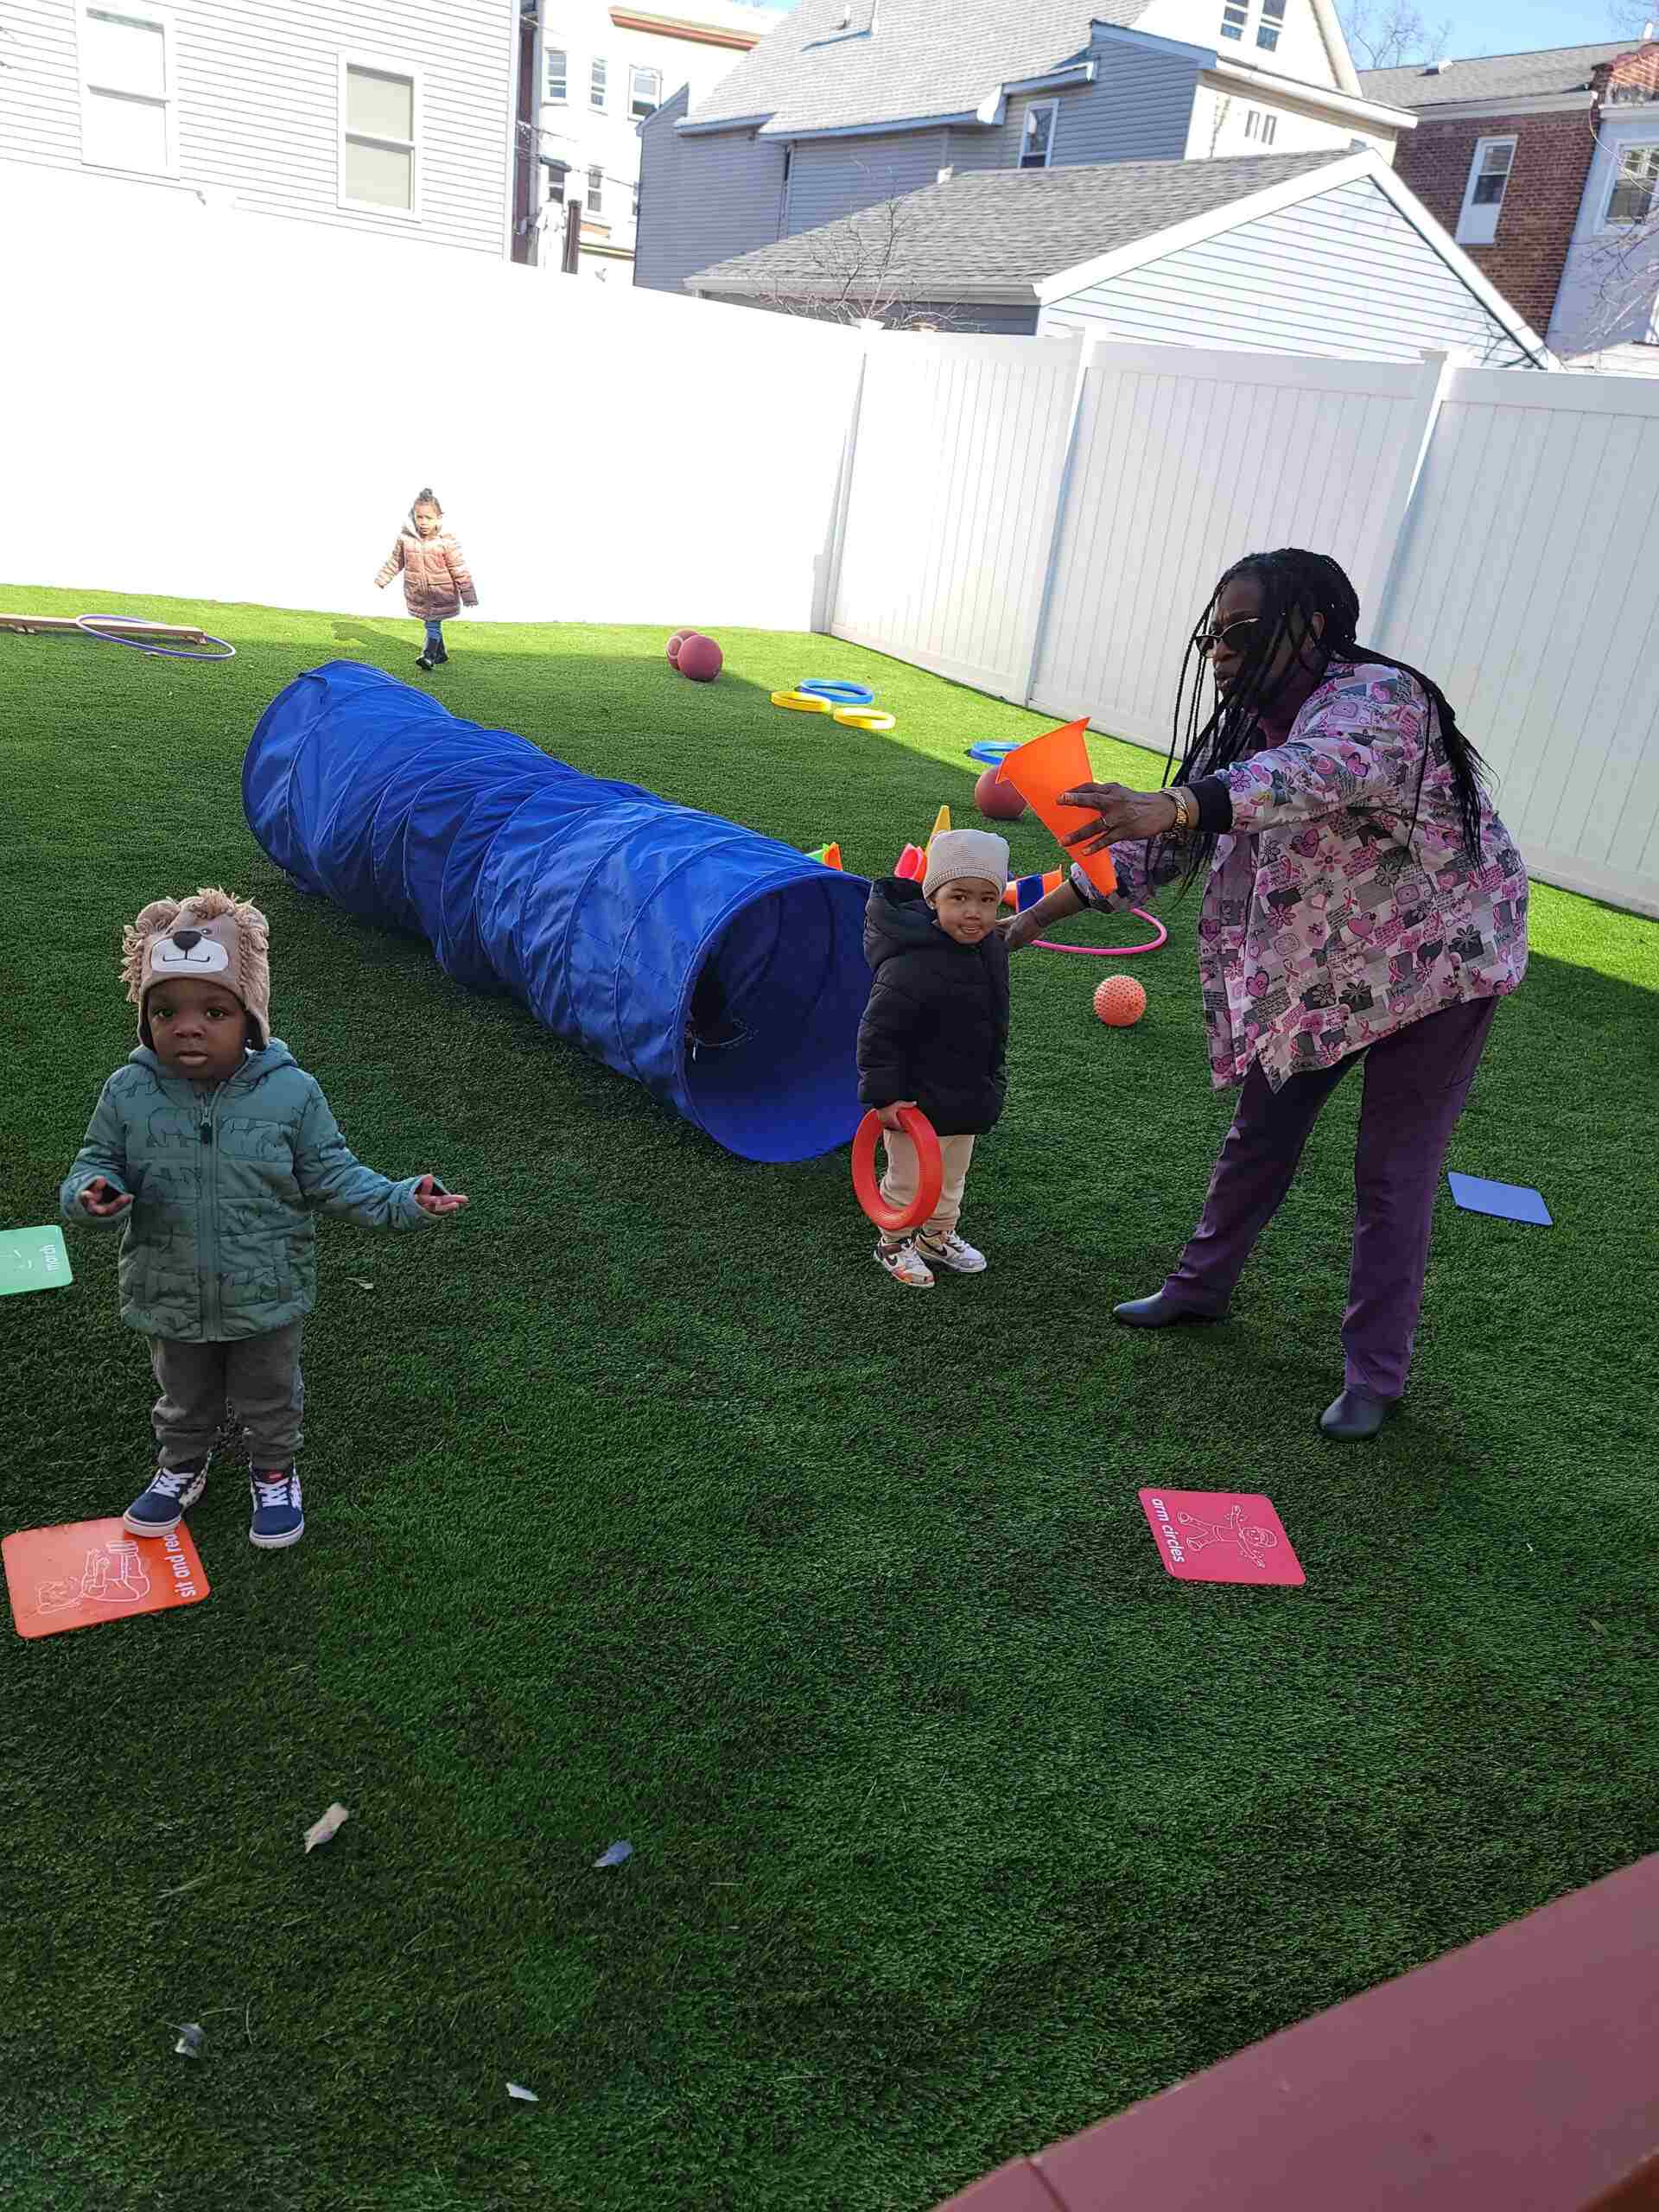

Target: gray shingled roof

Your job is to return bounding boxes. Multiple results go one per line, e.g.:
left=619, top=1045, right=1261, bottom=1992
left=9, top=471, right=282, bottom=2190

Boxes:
left=684, top=0, right=1152, bottom=136
left=1359, top=41, right=1638, bottom=112
left=690, top=149, right=1348, bottom=296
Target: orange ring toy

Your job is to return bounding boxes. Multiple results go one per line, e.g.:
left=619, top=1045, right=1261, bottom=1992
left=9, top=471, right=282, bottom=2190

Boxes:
left=851, top=1107, right=943, bottom=1233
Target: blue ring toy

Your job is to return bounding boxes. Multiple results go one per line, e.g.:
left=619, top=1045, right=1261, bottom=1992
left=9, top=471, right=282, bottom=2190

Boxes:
left=967, top=741, right=1018, bottom=766
left=798, top=680, right=875, bottom=707
left=75, top=613, right=237, bottom=663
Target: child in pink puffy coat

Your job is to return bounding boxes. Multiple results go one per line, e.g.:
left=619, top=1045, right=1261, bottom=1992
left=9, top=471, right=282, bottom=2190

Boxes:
left=374, top=486, right=479, bottom=671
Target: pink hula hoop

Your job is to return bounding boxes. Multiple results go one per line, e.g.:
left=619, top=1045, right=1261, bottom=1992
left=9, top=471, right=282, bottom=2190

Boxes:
left=1034, top=906, right=1166, bottom=957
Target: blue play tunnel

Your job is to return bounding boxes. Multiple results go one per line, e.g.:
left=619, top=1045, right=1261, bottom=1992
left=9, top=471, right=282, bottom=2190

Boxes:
left=242, top=662, right=870, bottom=1162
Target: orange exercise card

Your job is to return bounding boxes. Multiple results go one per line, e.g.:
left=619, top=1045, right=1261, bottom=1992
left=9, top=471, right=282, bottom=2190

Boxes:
left=999, top=719, right=1118, bottom=899
left=1139, top=1490, right=1305, bottom=1586
left=4, top=1517, right=210, bottom=1639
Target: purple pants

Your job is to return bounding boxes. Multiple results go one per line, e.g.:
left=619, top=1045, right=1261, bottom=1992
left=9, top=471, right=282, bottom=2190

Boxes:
left=1164, top=996, right=1499, bottom=1400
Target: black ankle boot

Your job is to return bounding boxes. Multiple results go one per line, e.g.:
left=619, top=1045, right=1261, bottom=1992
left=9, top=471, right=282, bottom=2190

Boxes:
left=1112, top=1293, right=1225, bottom=1329
left=1319, top=1389, right=1395, bottom=1441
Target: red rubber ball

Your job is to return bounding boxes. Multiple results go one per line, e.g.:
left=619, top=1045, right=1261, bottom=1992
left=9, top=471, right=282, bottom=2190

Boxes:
left=679, top=633, right=723, bottom=683
left=975, top=766, right=1026, bottom=821
left=1094, top=976, right=1147, bottom=1027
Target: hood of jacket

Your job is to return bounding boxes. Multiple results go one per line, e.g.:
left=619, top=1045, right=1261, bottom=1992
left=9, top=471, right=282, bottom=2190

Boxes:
left=864, top=875, right=960, bottom=969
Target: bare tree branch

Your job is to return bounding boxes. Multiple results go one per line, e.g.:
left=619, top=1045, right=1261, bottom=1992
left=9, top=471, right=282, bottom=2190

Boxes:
left=748, top=162, right=969, bottom=331
left=1339, top=0, right=1452, bottom=69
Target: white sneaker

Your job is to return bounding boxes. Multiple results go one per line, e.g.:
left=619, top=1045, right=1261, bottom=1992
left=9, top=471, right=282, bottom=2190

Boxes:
left=874, top=1240, right=935, bottom=1288
left=918, top=1231, right=987, bottom=1274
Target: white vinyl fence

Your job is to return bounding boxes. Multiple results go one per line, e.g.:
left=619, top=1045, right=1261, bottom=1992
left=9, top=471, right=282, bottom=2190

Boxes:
left=3, top=165, right=861, bottom=632
left=830, top=332, right=1659, bottom=919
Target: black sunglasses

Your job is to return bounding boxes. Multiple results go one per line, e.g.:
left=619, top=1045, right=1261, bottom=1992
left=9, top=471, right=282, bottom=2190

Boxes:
left=1193, top=615, right=1262, bottom=657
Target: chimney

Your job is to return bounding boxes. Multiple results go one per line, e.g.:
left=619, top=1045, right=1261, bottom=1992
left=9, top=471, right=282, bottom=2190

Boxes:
left=1426, top=57, right=1452, bottom=73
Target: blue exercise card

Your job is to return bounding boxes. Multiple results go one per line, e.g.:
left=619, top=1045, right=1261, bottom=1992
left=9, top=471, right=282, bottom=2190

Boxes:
left=0, top=1226, right=74, bottom=1295
left=1447, top=1173, right=1553, bottom=1226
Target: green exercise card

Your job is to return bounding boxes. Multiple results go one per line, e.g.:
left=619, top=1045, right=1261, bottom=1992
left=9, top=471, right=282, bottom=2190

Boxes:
left=0, top=1227, right=74, bottom=1297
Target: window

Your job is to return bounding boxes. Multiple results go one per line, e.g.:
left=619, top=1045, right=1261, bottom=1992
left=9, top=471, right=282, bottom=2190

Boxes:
left=340, top=60, right=420, bottom=213
left=1243, top=107, right=1277, bottom=145
left=545, top=47, right=567, bottom=101
left=78, top=3, right=177, bottom=175
left=1257, top=0, right=1285, bottom=51
left=1020, top=99, right=1058, bottom=169
left=1606, top=144, right=1659, bottom=226
left=1455, top=135, right=1514, bottom=246
left=1221, top=2, right=1248, bottom=40
left=590, top=55, right=607, bottom=110
left=630, top=64, right=661, bottom=120
left=587, top=164, right=603, bottom=213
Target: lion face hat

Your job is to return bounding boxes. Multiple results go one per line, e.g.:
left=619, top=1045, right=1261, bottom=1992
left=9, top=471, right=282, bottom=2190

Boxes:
left=121, top=888, right=272, bottom=1052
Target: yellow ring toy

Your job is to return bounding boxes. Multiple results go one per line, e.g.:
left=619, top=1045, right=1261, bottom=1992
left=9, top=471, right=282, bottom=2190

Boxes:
left=832, top=706, right=897, bottom=732
left=772, top=689, right=833, bottom=713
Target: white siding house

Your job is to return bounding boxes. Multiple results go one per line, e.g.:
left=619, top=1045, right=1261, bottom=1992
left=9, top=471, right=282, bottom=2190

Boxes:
left=1549, top=92, right=1659, bottom=369
left=0, top=0, right=518, bottom=256
left=531, top=2, right=775, bottom=278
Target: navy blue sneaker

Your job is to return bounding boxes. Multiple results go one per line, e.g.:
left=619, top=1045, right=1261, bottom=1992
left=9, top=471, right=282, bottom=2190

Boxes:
left=124, top=1459, right=210, bottom=1537
left=249, top=1465, right=304, bottom=1549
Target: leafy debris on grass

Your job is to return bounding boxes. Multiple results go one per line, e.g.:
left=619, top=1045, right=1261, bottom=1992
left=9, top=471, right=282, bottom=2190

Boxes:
left=172, top=2023, right=205, bottom=2059
left=593, top=1840, right=633, bottom=1869
left=303, top=1802, right=351, bottom=1853
left=507, top=2082, right=539, bottom=2102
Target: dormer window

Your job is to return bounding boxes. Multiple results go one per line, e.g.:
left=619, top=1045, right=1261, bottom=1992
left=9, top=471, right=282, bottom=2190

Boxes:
left=1221, top=2, right=1247, bottom=39
left=1020, top=99, right=1058, bottom=168
left=1258, top=0, right=1286, bottom=52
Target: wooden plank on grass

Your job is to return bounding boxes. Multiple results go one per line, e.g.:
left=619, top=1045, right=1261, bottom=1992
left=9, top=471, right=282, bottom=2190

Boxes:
left=0, top=614, right=212, bottom=642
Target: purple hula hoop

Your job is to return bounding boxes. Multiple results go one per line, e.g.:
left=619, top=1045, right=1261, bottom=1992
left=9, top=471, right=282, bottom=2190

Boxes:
left=75, top=613, right=236, bottom=663
left=1034, top=906, right=1166, bottom=957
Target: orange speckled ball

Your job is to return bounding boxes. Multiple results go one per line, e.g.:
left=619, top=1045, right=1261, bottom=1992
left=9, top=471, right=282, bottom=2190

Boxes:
left=1094, top=975, right=1147, bottom=1027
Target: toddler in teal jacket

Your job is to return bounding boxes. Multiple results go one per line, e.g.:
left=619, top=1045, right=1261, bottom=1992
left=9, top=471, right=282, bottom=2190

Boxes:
left=59, top=887, right=467, bottom=1550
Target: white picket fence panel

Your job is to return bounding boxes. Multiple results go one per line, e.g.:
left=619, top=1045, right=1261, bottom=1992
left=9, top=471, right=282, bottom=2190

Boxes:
left=830, top=332, right=1083, bottom=702
left=1374, top=366, right=1659, bottom=916
left=831, top=330, right=1659, bottom=917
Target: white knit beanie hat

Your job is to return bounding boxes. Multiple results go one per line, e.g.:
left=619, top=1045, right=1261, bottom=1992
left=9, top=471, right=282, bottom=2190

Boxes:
left=924, top=828, right=1010, bottom=900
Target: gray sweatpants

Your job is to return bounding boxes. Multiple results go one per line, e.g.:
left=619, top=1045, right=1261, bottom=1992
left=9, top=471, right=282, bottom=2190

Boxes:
left=149, top=1324, right=304, bottom=1470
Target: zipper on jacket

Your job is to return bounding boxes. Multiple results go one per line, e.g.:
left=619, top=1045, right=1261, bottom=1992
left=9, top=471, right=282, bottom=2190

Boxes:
left=200, top=1084, right=224, bottom=1338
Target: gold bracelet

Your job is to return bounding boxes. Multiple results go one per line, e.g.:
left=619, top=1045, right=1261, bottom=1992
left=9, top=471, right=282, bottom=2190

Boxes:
left=1166, top=787, right=1192, bottom=840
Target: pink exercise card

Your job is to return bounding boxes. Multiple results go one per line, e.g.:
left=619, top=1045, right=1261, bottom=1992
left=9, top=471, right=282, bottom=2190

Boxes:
left=1138, top=1490, right=1305, bottom=1586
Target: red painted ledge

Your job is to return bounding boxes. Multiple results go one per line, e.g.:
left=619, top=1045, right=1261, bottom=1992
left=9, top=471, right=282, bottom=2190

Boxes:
left=931, top=1853, right=1659, bottom=2211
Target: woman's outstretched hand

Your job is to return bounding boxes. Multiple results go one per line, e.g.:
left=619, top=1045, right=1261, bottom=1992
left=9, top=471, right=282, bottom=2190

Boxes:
left=1060, top=785, right=1179, bottom=855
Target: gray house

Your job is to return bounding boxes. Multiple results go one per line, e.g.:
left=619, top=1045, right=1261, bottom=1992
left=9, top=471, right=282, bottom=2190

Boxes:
left=634, top=0, right=1419, bottom=298
left=683, top=146, right=1554, bottom=364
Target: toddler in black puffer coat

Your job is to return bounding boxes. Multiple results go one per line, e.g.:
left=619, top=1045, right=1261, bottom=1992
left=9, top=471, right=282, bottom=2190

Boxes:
left=856, top=828, right=1010, bottom=1290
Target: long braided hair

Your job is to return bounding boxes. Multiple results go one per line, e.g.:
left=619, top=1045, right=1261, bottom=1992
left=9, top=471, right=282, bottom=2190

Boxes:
left=1163, top=549, right=1490, bottom=888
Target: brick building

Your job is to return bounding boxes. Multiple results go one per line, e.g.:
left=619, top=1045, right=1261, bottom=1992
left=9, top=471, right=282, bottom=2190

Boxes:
left=1361, top=39, right=1659, bottom=342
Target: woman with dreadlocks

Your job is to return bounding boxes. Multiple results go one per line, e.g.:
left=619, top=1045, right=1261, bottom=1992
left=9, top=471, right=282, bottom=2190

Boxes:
left=1003, top=549, right=1529, bottom=1440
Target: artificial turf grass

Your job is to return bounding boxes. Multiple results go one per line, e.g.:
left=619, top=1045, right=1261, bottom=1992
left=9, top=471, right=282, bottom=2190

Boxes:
left=3, top=584, right=1657, bottom=2212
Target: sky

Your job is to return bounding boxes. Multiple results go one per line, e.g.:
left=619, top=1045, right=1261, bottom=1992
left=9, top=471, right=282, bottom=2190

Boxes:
left=1381, top=1, right=1640, bottom=60
left=724, top=0, right=1646, bottom=60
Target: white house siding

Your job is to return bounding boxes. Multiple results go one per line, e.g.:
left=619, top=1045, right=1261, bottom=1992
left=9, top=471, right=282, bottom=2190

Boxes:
left=635, top=109, right=790, bottom=292
left=536, top=2, right=770, bottom=266
left=783, top=130, right=952, bottom=234
left=0, top=0, right=515, bottom=254
left=1039, top=175, right=1532, bottom=365
left=1136, top=0, right=1340, bottom=91
left=1186, top=79, right=1396, bottom=161
left=1548, top=105, right=1659, bottom=359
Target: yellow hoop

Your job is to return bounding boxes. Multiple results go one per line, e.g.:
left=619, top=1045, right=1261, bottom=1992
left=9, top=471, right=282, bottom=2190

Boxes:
left=771, top=689, right=833, bottom=713
left=832, top=706, right=897, bottom=732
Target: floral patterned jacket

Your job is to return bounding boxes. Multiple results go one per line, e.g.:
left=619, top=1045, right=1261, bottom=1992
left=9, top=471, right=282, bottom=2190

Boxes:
left=1073, top=661, right=1529, bottom=1092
